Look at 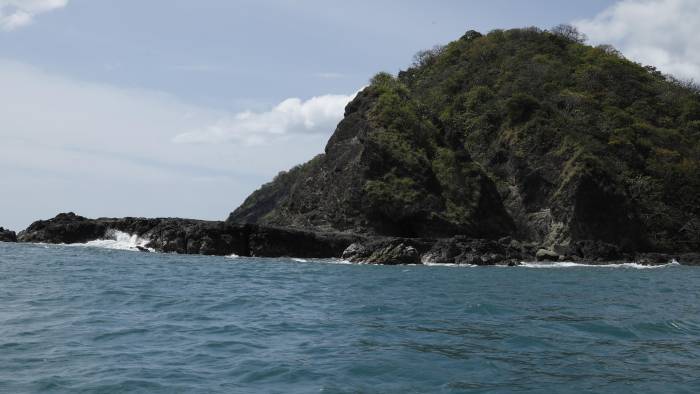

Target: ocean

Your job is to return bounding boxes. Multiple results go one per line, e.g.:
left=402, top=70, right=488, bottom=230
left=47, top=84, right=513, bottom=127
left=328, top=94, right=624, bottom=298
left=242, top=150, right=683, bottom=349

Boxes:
left=1, top=241, right=699, bottom=393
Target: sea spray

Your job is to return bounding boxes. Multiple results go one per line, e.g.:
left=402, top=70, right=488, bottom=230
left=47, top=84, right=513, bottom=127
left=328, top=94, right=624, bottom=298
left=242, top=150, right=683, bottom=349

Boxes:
left=82, top=229, right=153, bottom=252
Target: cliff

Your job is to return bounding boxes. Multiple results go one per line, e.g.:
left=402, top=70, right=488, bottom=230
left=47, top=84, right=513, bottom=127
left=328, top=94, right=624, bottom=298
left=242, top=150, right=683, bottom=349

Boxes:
left=229, top=27, right=700, bottom=255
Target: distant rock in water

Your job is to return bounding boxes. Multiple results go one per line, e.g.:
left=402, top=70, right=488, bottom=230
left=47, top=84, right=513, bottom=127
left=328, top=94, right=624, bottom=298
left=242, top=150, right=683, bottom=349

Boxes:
left=0, top=227, right=17, bottom=242
left=229, top=27, right=700, bottom=255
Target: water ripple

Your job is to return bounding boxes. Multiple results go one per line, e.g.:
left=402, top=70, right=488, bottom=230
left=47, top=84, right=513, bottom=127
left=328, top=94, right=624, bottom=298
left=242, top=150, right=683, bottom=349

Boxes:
left=1, top=242, right=700, bottom=393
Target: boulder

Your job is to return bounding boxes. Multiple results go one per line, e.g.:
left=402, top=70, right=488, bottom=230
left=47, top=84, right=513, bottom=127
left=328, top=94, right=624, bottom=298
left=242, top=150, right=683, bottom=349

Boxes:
left=342, top=238, right=426, bottom=265
left=536, top=248, right=559, bottom=262
left=422, top=237, right=529, bottom=266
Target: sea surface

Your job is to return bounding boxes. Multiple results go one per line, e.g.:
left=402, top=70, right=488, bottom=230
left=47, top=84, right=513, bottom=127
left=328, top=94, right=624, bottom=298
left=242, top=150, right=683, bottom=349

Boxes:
left=1, top=241, right=699, bottom=393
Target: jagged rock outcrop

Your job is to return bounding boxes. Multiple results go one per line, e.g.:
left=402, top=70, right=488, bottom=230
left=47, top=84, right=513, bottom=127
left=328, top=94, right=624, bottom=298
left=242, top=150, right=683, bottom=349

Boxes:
left=339, top=236, right=700, bottom=266
left=17, top=213, right=697, bottom=266
left=229, top=27, right=700, bottom=256
left=18, top=213, right=362, bottom=257
left=341, top=236, right=531, bottom=266
left=342, top=238, right=431, bottom=265
left=0, top=227, right=17, bottom=242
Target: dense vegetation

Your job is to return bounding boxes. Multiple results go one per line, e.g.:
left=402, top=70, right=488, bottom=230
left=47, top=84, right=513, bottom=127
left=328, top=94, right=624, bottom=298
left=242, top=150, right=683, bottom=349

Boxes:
left=231, top=26, right=700, bottom=252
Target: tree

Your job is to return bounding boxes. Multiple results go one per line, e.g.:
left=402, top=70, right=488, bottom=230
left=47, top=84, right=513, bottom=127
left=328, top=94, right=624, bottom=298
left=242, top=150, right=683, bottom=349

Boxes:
left=412, top=45, right=445, bottom=68
left=551, top=24, right=587, bottom=44
left=596, top=44, right=623, bottom=58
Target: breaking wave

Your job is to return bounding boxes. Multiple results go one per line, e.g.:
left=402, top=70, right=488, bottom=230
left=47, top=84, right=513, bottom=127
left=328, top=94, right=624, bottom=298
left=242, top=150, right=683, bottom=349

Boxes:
left=519, top=261, right=680, bottom=269
left=82, top=229, right=153, bottom=252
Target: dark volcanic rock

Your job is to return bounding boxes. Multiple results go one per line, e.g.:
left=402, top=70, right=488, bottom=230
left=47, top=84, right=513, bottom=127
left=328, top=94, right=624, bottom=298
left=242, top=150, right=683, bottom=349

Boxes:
left=248, top=226, right=363, bottom=258
left=422, top=237, right=530, bottom=265
left=556, top=240, right=623, bottom=262
left=342, top=238, right=431, bottom=265
left=676, top=253, right=700, bottom=266
left=18, top=213, right=358, bottom=258
left=16, top=213, right=699, bottom=265
left=18, top=212, right=106, bottom=244
left=0, top=227, right=17, bottom=242
left=343, top=236, right=531, bottom=266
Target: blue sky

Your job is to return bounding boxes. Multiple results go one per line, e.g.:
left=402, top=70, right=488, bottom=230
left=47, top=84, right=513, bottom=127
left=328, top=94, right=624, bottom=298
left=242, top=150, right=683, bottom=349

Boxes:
left=0, top=0, right=616, bottom=110
left=1, top=0, right=698, bottom=230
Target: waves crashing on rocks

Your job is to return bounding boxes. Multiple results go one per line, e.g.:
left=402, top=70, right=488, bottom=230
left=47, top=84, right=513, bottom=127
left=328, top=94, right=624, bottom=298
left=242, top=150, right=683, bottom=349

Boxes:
left=83, top=229, right=152, bottom=252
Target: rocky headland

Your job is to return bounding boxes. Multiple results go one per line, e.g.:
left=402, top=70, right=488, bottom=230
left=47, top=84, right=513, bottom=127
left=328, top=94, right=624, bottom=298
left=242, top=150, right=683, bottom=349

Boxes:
left=7, top=27, right=700, bottom=266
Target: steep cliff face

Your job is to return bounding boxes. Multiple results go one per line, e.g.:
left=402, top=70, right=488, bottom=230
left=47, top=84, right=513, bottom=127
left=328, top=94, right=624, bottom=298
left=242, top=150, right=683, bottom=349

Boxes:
left=229, top=85, right=515, bottom=238
left=229, top=27, right=700, bottom=253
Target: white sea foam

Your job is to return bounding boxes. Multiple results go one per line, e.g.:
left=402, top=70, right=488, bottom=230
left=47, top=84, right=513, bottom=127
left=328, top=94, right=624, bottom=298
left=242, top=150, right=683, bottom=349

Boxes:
left=310, top=258, right=354, bottom=265
left=225, top=253, right=240, bottom=259
left=81, top=229, right=153, bottom=252
left=519, top=261, right=680, bottom=269
left=422, top=261, right=477, bottom=268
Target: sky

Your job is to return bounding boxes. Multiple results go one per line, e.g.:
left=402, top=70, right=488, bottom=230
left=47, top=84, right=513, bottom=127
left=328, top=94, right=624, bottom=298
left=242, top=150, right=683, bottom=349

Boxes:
left=1, top=0, right=698, bottom=231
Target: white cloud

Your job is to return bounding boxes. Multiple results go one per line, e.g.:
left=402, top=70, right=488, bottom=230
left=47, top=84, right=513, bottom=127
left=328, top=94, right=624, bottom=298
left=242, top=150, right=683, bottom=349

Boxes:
left=0, top=60, right=351, bottom=230
left=0, top=0, right=67, bottom=31
left=173, top=92, right=357, bottom=145
left=575, top=0, right=700, bottom=81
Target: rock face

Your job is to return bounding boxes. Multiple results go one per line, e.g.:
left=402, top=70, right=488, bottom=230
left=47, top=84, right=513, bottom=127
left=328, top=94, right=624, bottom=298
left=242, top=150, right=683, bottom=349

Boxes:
left=228, top=27, right=700, bottom=256
left=341, top=236, right=530, bottom=266
left=17, top=213, right=692, bottom=266
left=18, top=213, right=361, bottom=257
left=422, top=237, right=530, bottom=266
left=0, top=227, right=17, bottom=242
left=228, top=88, right=515, bottom=239
left=342, top=238, right=429, bottom=265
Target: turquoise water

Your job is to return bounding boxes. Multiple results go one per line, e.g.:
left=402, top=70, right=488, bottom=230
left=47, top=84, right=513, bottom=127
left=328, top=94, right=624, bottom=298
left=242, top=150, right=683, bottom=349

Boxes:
left=1, top=242, right=699, bottom=393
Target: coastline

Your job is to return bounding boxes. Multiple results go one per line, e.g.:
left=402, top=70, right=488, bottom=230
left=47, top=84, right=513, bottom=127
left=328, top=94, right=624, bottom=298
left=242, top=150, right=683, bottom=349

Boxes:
left=6, top=212, right=699, bottom=266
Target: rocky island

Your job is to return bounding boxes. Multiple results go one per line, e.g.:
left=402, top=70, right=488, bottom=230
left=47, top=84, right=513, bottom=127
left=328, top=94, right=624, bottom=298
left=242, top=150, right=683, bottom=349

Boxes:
left=7, top=27, right=700, bottom=265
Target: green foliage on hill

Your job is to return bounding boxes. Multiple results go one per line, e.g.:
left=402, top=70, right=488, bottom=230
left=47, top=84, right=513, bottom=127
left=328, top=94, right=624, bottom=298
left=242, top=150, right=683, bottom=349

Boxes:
left=363, top=26, right=700, bottom=250
left=231, top=25, right=700, bottom=251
